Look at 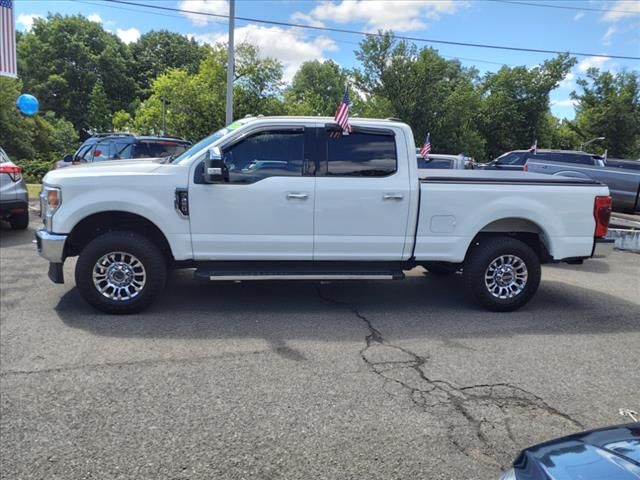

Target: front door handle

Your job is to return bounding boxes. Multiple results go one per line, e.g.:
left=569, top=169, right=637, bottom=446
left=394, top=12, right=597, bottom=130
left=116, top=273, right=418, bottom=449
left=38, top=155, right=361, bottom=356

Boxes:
left=383, top=193, right=404, bottom=200
left=287, top=192, right=309, bottom=200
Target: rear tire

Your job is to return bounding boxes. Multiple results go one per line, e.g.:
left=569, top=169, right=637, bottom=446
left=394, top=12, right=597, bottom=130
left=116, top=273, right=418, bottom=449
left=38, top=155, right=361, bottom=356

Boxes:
left=9, top=211, right=29, bottom=230
left=75, top=231, right=167, bottom=314
left=464, top=236, right=541, bottom=312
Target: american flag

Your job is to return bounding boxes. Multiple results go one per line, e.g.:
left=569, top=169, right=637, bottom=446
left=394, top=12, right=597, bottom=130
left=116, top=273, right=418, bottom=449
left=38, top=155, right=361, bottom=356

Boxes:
left=334, top=85, right=352, bottom=133
left=420, top=132, right=431, bottom=159
left=0, top=0, right=16, bottom=78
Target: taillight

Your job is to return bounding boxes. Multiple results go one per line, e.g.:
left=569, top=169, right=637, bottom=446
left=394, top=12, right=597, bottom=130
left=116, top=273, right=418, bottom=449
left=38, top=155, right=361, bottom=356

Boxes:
left=0, top=164, right=22, bottom=181
left=593, top=195, right=612, bottom=238
left=523, top=164, right=529, bottom=172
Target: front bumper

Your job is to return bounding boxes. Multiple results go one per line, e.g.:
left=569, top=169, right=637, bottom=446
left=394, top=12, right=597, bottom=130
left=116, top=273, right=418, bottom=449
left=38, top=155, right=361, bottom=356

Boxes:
left=35, top=229, right=67, bottom=263
left=592, top=237, right=615, bottom=258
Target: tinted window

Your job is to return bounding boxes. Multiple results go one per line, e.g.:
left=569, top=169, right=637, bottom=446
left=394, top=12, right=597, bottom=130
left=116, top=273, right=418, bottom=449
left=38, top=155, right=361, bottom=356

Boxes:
left=75, top=144, right=93, bottom=162
left=134, top=141, right=188, bottom=159
left=496, top=152, right=526, bottom=166
left=222, top=130, right=304, bottom=184
left=326, top=131, right=397, bottom=176
left=417, top=157, right=453, bottom=169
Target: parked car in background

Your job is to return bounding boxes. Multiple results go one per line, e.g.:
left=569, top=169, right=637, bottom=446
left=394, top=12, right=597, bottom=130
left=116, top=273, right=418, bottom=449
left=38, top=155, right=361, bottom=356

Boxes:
left=499, top=422, right=640, bottom=480
left=416, top=151, right=474, bottom=170
left=524, top=153, right=640, bottom=214
left=56, top=133, right=191, bottom=168
left=481, top=149, right=605, bottom=172
left=0, top=146, right=29, bottom=230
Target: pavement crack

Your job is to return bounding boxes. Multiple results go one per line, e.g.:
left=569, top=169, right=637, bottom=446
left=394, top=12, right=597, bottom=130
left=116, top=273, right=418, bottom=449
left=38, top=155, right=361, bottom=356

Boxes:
left=316, top=284, right=584, bottom=469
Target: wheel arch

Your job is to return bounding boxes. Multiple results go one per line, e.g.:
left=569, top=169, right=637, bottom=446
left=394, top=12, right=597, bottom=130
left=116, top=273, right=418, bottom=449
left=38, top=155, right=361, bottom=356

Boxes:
left=466, top=217, right=552, bottom=263
left=65, top=211, right=174, bottom=261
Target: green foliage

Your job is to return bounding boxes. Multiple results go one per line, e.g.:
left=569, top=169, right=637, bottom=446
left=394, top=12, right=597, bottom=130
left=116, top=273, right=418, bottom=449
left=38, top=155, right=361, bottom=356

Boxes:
left=17, top=14, right=137, bottom=131
left=479, top=54, right=577, bottom=159
left=285, top=60, right=347, bottom=116
left=129, top=30, right=207, bottom=95
left=14, top=159, right=53, bottom=184
left=0, top=77, right=77, bottom=168
left=87, top=81, right=111, bottom=132
left=112, top=110, right=134, bottom=132
left=572, top=69, right=640, bottom=157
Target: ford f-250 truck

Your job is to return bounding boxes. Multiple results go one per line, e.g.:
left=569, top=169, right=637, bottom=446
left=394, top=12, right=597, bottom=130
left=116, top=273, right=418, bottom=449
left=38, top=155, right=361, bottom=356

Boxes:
left=36, top=117, right=614, bottom=314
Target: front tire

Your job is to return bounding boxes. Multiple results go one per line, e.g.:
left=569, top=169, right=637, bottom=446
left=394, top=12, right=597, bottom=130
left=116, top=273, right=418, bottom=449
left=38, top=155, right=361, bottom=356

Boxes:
left=464, top=236, right=541, bottom=312
left=9, top=211, right=29, bottom=230
left=75, top=231, right=167, bottom=314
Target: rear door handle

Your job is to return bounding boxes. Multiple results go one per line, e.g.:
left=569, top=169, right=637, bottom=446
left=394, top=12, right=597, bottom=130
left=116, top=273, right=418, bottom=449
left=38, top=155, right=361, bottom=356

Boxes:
left=383, top=193, right=404, bottom=200
left=287, top=192, right=309, bottom=200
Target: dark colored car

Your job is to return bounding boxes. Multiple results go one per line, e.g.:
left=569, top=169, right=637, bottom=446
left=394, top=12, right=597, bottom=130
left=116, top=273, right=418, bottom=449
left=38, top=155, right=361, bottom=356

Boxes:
left=482, top=149, right=605, bottom=172
left=500, top=422, right=640, bottom=480
left=58, top=133, right=191, bottom=168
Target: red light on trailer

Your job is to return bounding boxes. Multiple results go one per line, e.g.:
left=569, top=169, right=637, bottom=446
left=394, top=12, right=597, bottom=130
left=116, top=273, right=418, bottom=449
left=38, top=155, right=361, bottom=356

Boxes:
left=593, top=196, right=612, bottom=238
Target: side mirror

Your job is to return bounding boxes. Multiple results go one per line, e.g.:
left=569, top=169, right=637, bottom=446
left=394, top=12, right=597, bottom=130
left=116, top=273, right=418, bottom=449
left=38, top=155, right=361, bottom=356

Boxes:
left=203, top=147, right=226, bottom=183
left=63, top=154, right=73, bottom=163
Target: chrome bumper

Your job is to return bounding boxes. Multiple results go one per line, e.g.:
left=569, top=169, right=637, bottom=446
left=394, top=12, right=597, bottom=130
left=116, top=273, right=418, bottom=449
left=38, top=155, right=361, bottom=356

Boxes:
left=592, top=238, right=615, bottom=258
left=35, top=229, right=67, bottom=263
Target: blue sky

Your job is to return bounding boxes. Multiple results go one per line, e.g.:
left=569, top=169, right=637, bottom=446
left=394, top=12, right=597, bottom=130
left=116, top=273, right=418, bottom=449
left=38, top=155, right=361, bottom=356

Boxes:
left=15, top=0, right=640, bottom=119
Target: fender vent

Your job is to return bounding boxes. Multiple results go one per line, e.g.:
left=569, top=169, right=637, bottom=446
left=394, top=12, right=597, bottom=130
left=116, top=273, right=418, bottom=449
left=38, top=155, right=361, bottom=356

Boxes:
left=175, top=188, right=189, bottom=217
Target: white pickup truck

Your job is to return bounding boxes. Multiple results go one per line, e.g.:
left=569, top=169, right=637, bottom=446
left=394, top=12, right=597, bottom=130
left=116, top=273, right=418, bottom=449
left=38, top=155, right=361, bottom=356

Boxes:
left=36, top=116, right=614, bottom=314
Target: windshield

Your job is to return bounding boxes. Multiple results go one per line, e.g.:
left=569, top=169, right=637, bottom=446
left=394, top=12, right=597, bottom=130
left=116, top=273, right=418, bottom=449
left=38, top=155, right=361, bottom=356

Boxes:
left=170, top=119, right=250, bottom=164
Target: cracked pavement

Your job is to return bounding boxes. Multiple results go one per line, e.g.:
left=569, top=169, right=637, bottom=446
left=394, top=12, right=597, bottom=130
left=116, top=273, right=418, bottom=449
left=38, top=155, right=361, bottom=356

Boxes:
left=1, top=219, right=640, bottom=479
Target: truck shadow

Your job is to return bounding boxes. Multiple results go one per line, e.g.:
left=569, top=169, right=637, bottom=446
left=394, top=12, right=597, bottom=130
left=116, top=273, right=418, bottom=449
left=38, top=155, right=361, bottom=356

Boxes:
left=55, top=270, right=640, bottom=345
left=0, top=221, right=36, bottom=248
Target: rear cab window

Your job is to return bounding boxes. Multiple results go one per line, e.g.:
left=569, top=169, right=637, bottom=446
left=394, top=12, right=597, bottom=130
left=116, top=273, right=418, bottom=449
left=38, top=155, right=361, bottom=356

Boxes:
left=321, top=127, right=397, bottom=177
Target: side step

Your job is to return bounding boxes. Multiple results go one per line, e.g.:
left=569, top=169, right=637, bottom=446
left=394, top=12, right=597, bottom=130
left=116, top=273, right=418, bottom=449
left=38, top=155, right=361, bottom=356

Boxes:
left=194, top=270, right=404, bottom=281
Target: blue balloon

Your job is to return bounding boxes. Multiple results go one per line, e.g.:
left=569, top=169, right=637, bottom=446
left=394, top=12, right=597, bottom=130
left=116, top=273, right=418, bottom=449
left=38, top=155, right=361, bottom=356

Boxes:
left=16, top=94, right=39, bottom=116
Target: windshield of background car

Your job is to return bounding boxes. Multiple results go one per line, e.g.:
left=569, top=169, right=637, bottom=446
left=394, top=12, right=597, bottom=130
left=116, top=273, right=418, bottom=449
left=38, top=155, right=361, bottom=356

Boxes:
left=170, top=119, right=252, bottom=164
left=133, top=141, right=189, bottom=159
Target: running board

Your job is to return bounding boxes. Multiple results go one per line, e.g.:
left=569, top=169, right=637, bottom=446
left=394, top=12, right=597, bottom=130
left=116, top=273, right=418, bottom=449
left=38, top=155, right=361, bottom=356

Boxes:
left=194, top=270, right=404, bottom=281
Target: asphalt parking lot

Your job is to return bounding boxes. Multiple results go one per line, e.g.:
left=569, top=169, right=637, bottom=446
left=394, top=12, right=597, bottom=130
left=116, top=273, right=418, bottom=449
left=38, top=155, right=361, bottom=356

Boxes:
left=1, top=216, right=639, bottom=480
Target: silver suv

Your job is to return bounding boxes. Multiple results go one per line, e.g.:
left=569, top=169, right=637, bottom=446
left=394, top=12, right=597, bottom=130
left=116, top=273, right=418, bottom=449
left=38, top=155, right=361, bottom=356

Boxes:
left=0, top=147, right=29, bottom=230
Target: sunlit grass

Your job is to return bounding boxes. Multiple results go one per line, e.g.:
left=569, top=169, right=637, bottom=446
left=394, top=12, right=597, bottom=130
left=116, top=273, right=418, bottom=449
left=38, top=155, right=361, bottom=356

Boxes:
left=27, top=184, right=41, bottom=200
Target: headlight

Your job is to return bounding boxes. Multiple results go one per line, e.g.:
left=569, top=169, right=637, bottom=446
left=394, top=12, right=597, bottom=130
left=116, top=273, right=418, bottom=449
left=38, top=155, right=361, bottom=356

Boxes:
left=42, top=186, right=62, bottom=231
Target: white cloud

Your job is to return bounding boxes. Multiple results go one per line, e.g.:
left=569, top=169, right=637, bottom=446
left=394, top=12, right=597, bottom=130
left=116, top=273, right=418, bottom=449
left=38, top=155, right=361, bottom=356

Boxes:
left=573, top=11, right=585, bottom=21
left=293, top=0, right=467, bottom=32
left=558, top=72, right=575, bottom=90
left=116, top=27, right=141, bottom=44
left=551, top=98, right=577, bottom=107
left=577, top=55, right=611, bottom=72
left=190, top=24, right=338, bottom=82
left=602, top=0, right=640, bottom=22
left=602, top=26, right=618, bottom=46
left=290, top=11, right=327, bottom=28
left=178, top=0, right=228, bottom=27
left=17, top=13, right=43, bottom=31
left=87, top=13, right=103, bottom=24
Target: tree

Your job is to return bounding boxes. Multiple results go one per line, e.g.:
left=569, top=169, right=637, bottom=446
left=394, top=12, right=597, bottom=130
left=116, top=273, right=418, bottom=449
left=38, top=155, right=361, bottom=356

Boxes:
left=134, top=43, right=285, bottom=140
left=129, top=30, right=207, bottom=95
left=17, top=14, right=138, bottom=130
left=353, top=32, right=486, bottom=158
left=87, top=81, right=111, bottom=132
left=112, top=110, right=134, bottom=132
left=284, top=60, right=347, bottom=116
left=478, top=54, right=576, bottom=159
left=572, top=69, right=640, bottom=158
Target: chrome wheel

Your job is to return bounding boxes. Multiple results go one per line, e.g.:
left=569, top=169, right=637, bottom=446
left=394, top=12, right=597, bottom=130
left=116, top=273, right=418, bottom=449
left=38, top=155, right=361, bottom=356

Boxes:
left=92, top=251, right=146, bottom=301
left=484, top=254, right=528, bottom=299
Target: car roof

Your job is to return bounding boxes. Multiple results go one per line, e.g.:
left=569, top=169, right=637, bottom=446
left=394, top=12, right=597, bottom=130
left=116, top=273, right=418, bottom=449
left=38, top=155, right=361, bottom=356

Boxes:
left=511, top=149, right=600, bottom=156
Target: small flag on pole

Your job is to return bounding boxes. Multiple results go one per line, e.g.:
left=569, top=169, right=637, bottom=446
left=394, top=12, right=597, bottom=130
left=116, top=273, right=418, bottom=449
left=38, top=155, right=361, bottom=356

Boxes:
left=420, top=132, right=431, bottom=160
left=529, top=139, right=537, bottom=154
left=334, top=85, right=352, bottom=134
left=0, top=0, right=17, bottom=78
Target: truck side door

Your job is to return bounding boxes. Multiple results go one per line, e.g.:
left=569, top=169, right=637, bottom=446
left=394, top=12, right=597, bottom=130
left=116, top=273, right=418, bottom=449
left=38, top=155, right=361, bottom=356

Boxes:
left=313, top=126, right=412, bottom=261
left=189, top=126, right=316, bottom=260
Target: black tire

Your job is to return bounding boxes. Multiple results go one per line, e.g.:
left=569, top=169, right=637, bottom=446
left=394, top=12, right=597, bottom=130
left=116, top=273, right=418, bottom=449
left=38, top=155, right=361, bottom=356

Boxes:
left=75, top=231, right=167, bottom=314
left=464, top=236, right=541, bottom=312
left=424, top=262, right=458, bottom=276
left=9, top=211, right=29, bottom=230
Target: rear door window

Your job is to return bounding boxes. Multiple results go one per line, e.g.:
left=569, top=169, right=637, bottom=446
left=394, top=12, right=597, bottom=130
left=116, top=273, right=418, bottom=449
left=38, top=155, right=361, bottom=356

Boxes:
left=324, top=129, right=397, bottom=176
left=417, top=157, right=453, bottom=169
